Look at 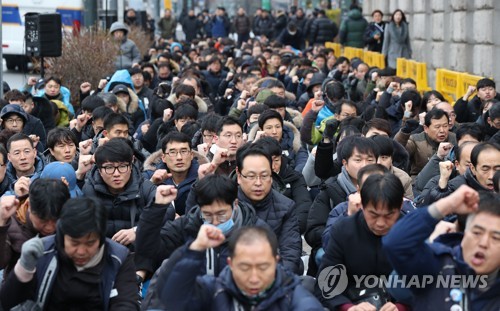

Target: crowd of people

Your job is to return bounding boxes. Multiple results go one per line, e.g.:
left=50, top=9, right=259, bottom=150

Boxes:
left=0, top=3, right=499, bottom=311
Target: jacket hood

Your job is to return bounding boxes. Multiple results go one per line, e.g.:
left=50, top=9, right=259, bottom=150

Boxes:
left=348, top=8, right=363, bottom=19
left=110, top=21, right=129, bottom=35
left=464, top=167, right=490, bottom=191
left=286, top=108, right=303, bottom=129
left=105, top=69, right=134, bottom=92
left=116, top=87, right=140, bottom=114
left=247, top=121, right=301, bottom=154
left=166, top=93, right=209, bottom=113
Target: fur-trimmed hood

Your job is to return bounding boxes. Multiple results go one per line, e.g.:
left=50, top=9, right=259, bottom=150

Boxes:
left=143, top=149, right=209, bottom=172
left=248, top=120, right=302, bottom=154
left=116, top=86, right=140, bottom=114
left=166, top=93, right=209, bottom=113
left=286, top=108, right=303, bottom=129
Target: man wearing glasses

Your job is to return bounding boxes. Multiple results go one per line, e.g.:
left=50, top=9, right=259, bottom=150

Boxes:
left=135, top=175, right=273, bottom=310
left=235, top=144, right=302, bottom=274
left=82, top=138, right=168, bottom=250
left=144, top=132, right=204, bottom=216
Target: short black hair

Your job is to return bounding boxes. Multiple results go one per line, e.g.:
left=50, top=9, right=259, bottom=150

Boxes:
left=150, top=98, right=175, bottom=120
left=103, top=113, right=130, bottom=132
left=228, top=226, right=278, bottom=258
left=258, top=109, right=283, bottom=130
left=425, top=108, right=449, bottom=127
left=340, top=136, right=379, bottom=162
left=371, top=135, right=394, bottom=157
left=216, top=116, right=243, bottom=135
left=470, top=142, right=500, bottom=168
left=400, top=78, right=417, bottom=87
left=81, top=95, right=105, bottom=113
left=47, top=127, right=78, bottom=150
left=247, top=104, right=268, bottom=118
left=29, top=178, right=69, bottom=220
left=252, top=136, right=282, bottom=157
left=324, top=81, right=346, bottom=102
left=174, top=102, right=198, bottom=121
left=400, top=90, right=422, bottom=114
left=160, top=131, right=191, bottom=153
left=466, top=191, right=500, bottom=228
left=194, top=174, right=238, bottom=207
left=357, top=164, right=389, bottom=188
left=236, top=143, right=272, bottom=172
left=201, top=114, right=221, bottom=133
left=94, top=137, right=134, bottom=166
left=57, top=197, right=107, bottom=246
left=335, top=99, right=359, bottom=115
left=175, top=84, right=196, bottom=98
left=476, top=78, right=495, bottom=90
left=455, top=141, right=477, bottom=163
left=455, top=122, right=484, bottom=143
left=7, top=133, right=33, bottom=152
left=263, top=94, right=286, bottom=109
left=362, top=118, right=391, bottom=136
left=361, top=173, right=404, bottom=211
left=92, top=106, right=114, bottom=121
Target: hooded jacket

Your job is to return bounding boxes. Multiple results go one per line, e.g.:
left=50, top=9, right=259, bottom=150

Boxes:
left=339, top=8, right=369, bottom=48
left=110, top=22, right=142, bottom=70
left=82, top=164, right=157, bottom=238
left=248, top=121, right=308, bottom=172
left=157, top=243, right=324, bottom=311
left=105, top=70, right=148, bottom=130
left=383, top=208, right=500, bottom=311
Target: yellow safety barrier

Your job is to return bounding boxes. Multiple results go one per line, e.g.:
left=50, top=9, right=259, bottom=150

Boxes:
left=343, top=47, right=364, bottom=61
left=457, top=73, right=483, bottom=99
left=325, top=42, right=341, bottom=58
left=396, top=58, right=408, bottom=78
left=435, top=68, right=460, bottom=104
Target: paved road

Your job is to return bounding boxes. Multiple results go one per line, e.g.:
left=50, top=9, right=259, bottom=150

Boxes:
left=1, top=59, right=35, bottom=91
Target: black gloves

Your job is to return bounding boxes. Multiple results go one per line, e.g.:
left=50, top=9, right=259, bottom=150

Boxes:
left=402, top=119, right=419, bottom=134
left=323, top=119, right=340, bottom=141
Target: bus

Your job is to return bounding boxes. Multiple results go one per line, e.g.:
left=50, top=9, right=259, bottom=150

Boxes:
left=2, top=0, right=84, bottom=70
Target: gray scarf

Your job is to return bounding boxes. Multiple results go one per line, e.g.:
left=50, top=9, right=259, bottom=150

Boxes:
left=337, top=166, right=357, bottom=196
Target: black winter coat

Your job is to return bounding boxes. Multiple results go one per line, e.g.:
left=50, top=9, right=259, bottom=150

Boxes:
left=238, top=188, right=302, bottom=274
left=305, top=175, right=350, bottom=248
left=309, top=16, right=338, bottom=44
left=135, top=201, right=267, bottom=275
left=82, top=164, right=158, bottom=238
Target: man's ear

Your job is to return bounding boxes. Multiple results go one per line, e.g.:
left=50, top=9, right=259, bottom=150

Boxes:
left=102, top=130, right=108, bottom=138
left=342, top=159, right=347, bottom=167
left=227, top=256, right=232, bottom=267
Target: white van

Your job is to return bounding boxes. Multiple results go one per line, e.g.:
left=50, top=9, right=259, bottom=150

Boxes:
left=2, top=0, right=84, bottom=70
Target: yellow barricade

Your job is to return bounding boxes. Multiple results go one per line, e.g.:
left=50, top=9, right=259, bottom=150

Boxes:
left=325, top=42, right=341, bottom=58
left=373, top=52, right=385, bottom=68
left=457, top=73, right=483, bottom=99
left=436, top=68, right=460, bottom=103
left=364, top=51, right=374, bottom=67
left=396, top=58, right=408, bottom=78
left=343, top=47, right=364, bottom=61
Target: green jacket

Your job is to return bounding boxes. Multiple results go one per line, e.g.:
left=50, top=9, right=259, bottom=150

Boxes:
left=339, top=9, right=369, bottom=48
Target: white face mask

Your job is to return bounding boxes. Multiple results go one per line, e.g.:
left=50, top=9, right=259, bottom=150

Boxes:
left=288, top=31, right=297, bottom=35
